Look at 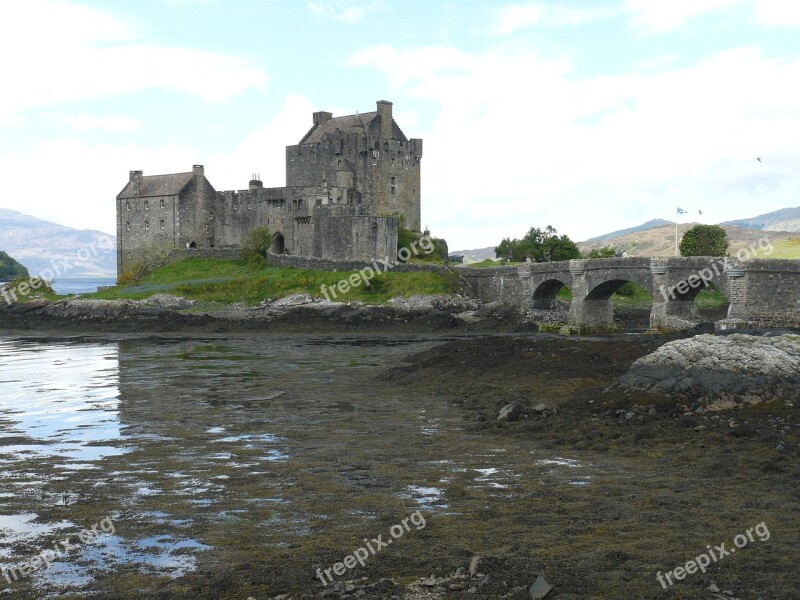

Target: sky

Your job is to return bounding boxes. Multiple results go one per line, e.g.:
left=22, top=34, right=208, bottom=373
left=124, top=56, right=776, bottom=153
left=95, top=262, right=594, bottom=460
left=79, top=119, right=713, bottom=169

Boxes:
left=1, top=0, right=800, bottom=250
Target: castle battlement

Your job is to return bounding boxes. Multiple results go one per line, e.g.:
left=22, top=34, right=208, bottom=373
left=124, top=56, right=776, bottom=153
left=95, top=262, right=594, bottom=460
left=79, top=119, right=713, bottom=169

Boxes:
left=115, top=101, right=421, bottom=278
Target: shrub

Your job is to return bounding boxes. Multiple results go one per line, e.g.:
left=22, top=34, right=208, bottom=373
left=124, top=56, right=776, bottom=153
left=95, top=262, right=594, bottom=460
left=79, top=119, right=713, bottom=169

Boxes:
left=241, top=227, right=273, bottom=265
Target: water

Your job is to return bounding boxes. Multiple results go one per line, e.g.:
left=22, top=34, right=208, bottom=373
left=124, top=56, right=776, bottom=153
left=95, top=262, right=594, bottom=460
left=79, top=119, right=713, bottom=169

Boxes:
left=50, top=277, right=116, bottom=295
left=0, top=333, right=590, bottom=597
left=0, top=277, right=115, bottom=295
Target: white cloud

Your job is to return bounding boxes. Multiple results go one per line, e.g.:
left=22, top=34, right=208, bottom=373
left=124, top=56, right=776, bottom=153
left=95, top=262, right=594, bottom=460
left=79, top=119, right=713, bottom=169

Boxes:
left=206, top=94, right=317, bottom=191
left=626, top=0, right=746, bottom=34
left=44, top=112, right=143, bottom=132
left=0, top=138, right=198, bottom=235
left=756, top=0, right=800, bottom=26
left=0, top=1, right=267, bottom=123
left=491, top=2, right=616, bottom=35
left=306, top=0, right=383, bottom=23
left=349, top=43, right=800, bottom=249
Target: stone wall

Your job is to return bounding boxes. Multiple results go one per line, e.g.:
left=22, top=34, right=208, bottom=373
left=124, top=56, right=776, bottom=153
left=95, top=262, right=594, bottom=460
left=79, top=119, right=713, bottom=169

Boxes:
left=455, top=266, right=526, bottom=305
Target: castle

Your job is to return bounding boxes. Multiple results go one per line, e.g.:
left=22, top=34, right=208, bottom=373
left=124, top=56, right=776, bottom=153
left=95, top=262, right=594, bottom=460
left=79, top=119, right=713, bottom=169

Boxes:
left=116, top=100, right=422, bottom=277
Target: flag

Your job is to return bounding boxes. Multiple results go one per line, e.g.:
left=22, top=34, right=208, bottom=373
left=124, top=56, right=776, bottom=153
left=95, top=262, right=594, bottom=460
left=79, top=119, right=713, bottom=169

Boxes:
left=677, top=207, right=687, bottom=214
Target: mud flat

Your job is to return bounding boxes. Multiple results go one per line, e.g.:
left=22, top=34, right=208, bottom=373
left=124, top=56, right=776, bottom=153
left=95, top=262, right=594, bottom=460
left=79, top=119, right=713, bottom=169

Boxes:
left=0, top=330, right=797, bottom=599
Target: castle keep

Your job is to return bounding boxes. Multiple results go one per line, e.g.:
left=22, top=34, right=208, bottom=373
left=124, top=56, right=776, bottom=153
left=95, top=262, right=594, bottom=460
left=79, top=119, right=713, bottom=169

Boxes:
left=116, top=100, right=422, bottom=277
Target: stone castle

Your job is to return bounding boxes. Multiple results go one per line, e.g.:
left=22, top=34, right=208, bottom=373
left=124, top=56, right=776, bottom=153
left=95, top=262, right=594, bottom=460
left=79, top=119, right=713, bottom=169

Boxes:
left=116, top=100, right=422, bottom=276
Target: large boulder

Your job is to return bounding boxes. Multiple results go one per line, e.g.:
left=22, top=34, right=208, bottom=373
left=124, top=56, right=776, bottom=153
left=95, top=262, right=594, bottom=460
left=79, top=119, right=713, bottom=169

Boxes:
left=611, top=333, right=800, bottom=407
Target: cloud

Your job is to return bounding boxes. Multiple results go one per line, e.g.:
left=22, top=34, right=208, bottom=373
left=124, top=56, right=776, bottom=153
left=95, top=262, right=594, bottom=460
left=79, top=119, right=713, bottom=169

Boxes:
left=0, top=138, right=198, bottom=235
left=491, top=2, right=616, bottom=35
left=44, top=112, right=143, bottom=132
left=756, top=0, right=800, bottom=26
left=348, top=43, right=800, bottom=248
left=306, top=0, right=383, bottom=23
left=0, top=1, right=267, bottom=124
left=625, top=0, right=746, bottom=34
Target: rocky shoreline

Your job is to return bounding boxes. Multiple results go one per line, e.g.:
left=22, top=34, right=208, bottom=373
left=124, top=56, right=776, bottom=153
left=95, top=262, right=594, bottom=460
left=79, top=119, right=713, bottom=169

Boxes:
left=0, top=294, right=537, bottom=334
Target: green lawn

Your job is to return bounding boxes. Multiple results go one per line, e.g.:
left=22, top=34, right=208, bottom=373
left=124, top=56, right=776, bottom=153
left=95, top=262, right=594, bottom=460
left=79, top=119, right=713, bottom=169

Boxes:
left=767, top=237, right=800, bottom=259
left=86, top=258, right=460, bottom=305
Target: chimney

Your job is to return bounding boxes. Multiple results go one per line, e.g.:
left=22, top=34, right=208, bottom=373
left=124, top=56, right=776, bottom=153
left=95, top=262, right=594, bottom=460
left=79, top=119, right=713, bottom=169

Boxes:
left=129, top=170, right=143, bottom=197
left=193, top=164, right=204, bottom=178
left=313, top=111, right=333, bottom=126
left=249, top=172, right=263, bottom=190
left=377, top=100, right=393, bottom=139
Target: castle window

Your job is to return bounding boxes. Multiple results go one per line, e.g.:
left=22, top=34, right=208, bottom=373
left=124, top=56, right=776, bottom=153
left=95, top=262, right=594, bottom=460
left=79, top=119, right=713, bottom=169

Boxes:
left=160, top=199, right=165, bottom=209
left=144, top=200, right=149, bottom=210
left=125, top=222, right=131, bottom=231
left=390, top=176, right=397, bottom=196
left=144, top=221, right=150, bottom=230
left=160, top=220, right=165, bottom=230
left=126, top=201, right=130, bottom=211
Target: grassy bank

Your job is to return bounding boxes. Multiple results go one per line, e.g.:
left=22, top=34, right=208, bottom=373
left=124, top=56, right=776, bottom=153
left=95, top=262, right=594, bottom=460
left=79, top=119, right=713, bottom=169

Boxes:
left=87, top=258, right=460, bottom=305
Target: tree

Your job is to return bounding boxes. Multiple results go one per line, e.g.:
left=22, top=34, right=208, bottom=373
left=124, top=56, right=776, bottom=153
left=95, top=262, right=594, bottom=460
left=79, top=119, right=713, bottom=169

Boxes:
left=679, top=225, right=729, bottom=257
left=586, top=246, right=617, bottom=258
left=494, top=226, right=581, bottom=263
left=0, top=251, right=29, bottom=280
left=241, top=227, right=273, bottom=265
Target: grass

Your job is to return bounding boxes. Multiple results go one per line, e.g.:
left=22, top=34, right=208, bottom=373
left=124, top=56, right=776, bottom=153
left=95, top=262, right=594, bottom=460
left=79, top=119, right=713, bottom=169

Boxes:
left=86, top=258, right=460, bottom=305
left=466, top=259, right=524, bottom=268
left=554, top=282, right=729, bottom=310
left=767, top=237, right=800, bottom=259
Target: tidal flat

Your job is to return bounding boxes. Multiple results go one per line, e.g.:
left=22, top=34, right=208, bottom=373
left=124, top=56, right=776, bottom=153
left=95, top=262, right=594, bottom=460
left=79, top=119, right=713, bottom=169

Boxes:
left=0, top=333, right=797, bottom=599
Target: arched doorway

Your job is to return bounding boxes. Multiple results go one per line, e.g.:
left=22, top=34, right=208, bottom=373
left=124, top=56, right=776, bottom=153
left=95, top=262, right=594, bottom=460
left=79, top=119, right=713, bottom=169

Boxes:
left=272, top=232, right=285, bottom=254
left=188, top=241, right=197, bottom=249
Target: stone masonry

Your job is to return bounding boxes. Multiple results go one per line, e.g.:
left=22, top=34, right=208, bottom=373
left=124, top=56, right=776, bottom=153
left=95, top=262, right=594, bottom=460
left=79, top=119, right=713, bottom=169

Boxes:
left=116, top=101, right=422, bottom=278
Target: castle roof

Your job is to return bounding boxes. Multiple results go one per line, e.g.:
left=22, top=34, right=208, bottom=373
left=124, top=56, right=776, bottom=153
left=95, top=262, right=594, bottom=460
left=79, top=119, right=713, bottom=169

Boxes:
left=299, top=112, right=408, bottom=145
left=118, top=172, right=195, bottom=199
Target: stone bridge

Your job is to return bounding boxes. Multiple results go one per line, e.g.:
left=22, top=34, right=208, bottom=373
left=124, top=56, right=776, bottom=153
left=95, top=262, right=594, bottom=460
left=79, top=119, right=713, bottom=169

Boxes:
left=457, top=257, right=800, bottom=331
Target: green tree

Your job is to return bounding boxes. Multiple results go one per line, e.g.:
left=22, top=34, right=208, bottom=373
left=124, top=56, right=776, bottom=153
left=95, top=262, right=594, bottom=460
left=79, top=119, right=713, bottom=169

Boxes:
left=0, top=251, right=29, bottom=280
left=679, top=225, right=729, bottom=257
left=586, top=246, right=617, bottom=258
left=241, top=227, right=273, bottom=265
left=495, top=226, right=581, bottom=263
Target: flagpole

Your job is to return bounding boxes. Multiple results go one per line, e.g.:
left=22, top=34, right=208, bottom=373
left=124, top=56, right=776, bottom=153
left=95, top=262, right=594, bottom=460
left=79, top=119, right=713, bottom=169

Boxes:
left=675, top=208, right=678, bottom=257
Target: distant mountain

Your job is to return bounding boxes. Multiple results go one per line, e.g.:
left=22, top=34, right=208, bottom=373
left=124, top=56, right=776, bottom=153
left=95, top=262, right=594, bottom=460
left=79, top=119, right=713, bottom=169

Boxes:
left=0, top=250, right=29, bottom=280
left=579, top=223, right=799, bottom=258
left=586, top=218, right=673, bottom=242
left=721, top=206, right=800, bottom=233
left=449, top=246, right=497, bottom=263
left=0, top=208, right=115, bottom=277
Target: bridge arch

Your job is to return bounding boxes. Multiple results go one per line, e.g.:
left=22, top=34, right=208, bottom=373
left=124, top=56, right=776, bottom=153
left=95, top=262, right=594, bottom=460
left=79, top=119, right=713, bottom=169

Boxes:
left=532, top=278, right=571, bottom=309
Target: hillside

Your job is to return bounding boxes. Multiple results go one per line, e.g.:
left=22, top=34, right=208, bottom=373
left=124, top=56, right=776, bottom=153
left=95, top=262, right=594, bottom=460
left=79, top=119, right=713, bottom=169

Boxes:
left=721, top=206, right=800, bottom=233
left=0, top=250, right=29, bottom=280
left=0, top=208, right=116, bottom=277
left=586, top=218, right=673, bottom=242
left=579, top=223, right=800, bottom=258
left=449, top=246, right=497, bottom=263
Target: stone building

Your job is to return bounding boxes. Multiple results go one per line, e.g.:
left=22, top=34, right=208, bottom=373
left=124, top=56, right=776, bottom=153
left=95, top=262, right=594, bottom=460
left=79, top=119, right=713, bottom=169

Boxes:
left=116, top=100, right=423, bottom=277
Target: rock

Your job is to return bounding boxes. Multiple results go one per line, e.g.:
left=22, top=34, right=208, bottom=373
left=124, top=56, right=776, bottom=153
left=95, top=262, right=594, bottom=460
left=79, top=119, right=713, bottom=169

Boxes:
left=708, top=582, right=720, bottom=592
left=529, top=575, right=552, bottom=599
left=497, top=404, right=519, bottom=421
left=624, top=411, right=635, bottom=420
left=610, top=334, right=800, bottom=406
left=776, top=443, right=786, bottom=453
left=345, top=584, right=355, bottom=592
left=449, top=583, right=467, bottom=591
left=533, top=403, right=547, bottom=414
left=143, top=293, right=196, bottom=309
left=694, top=425, right=707, bottom=432
left=272, top=293, right=317, bottom=307
left=469, top=556, right=481, bottom=577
